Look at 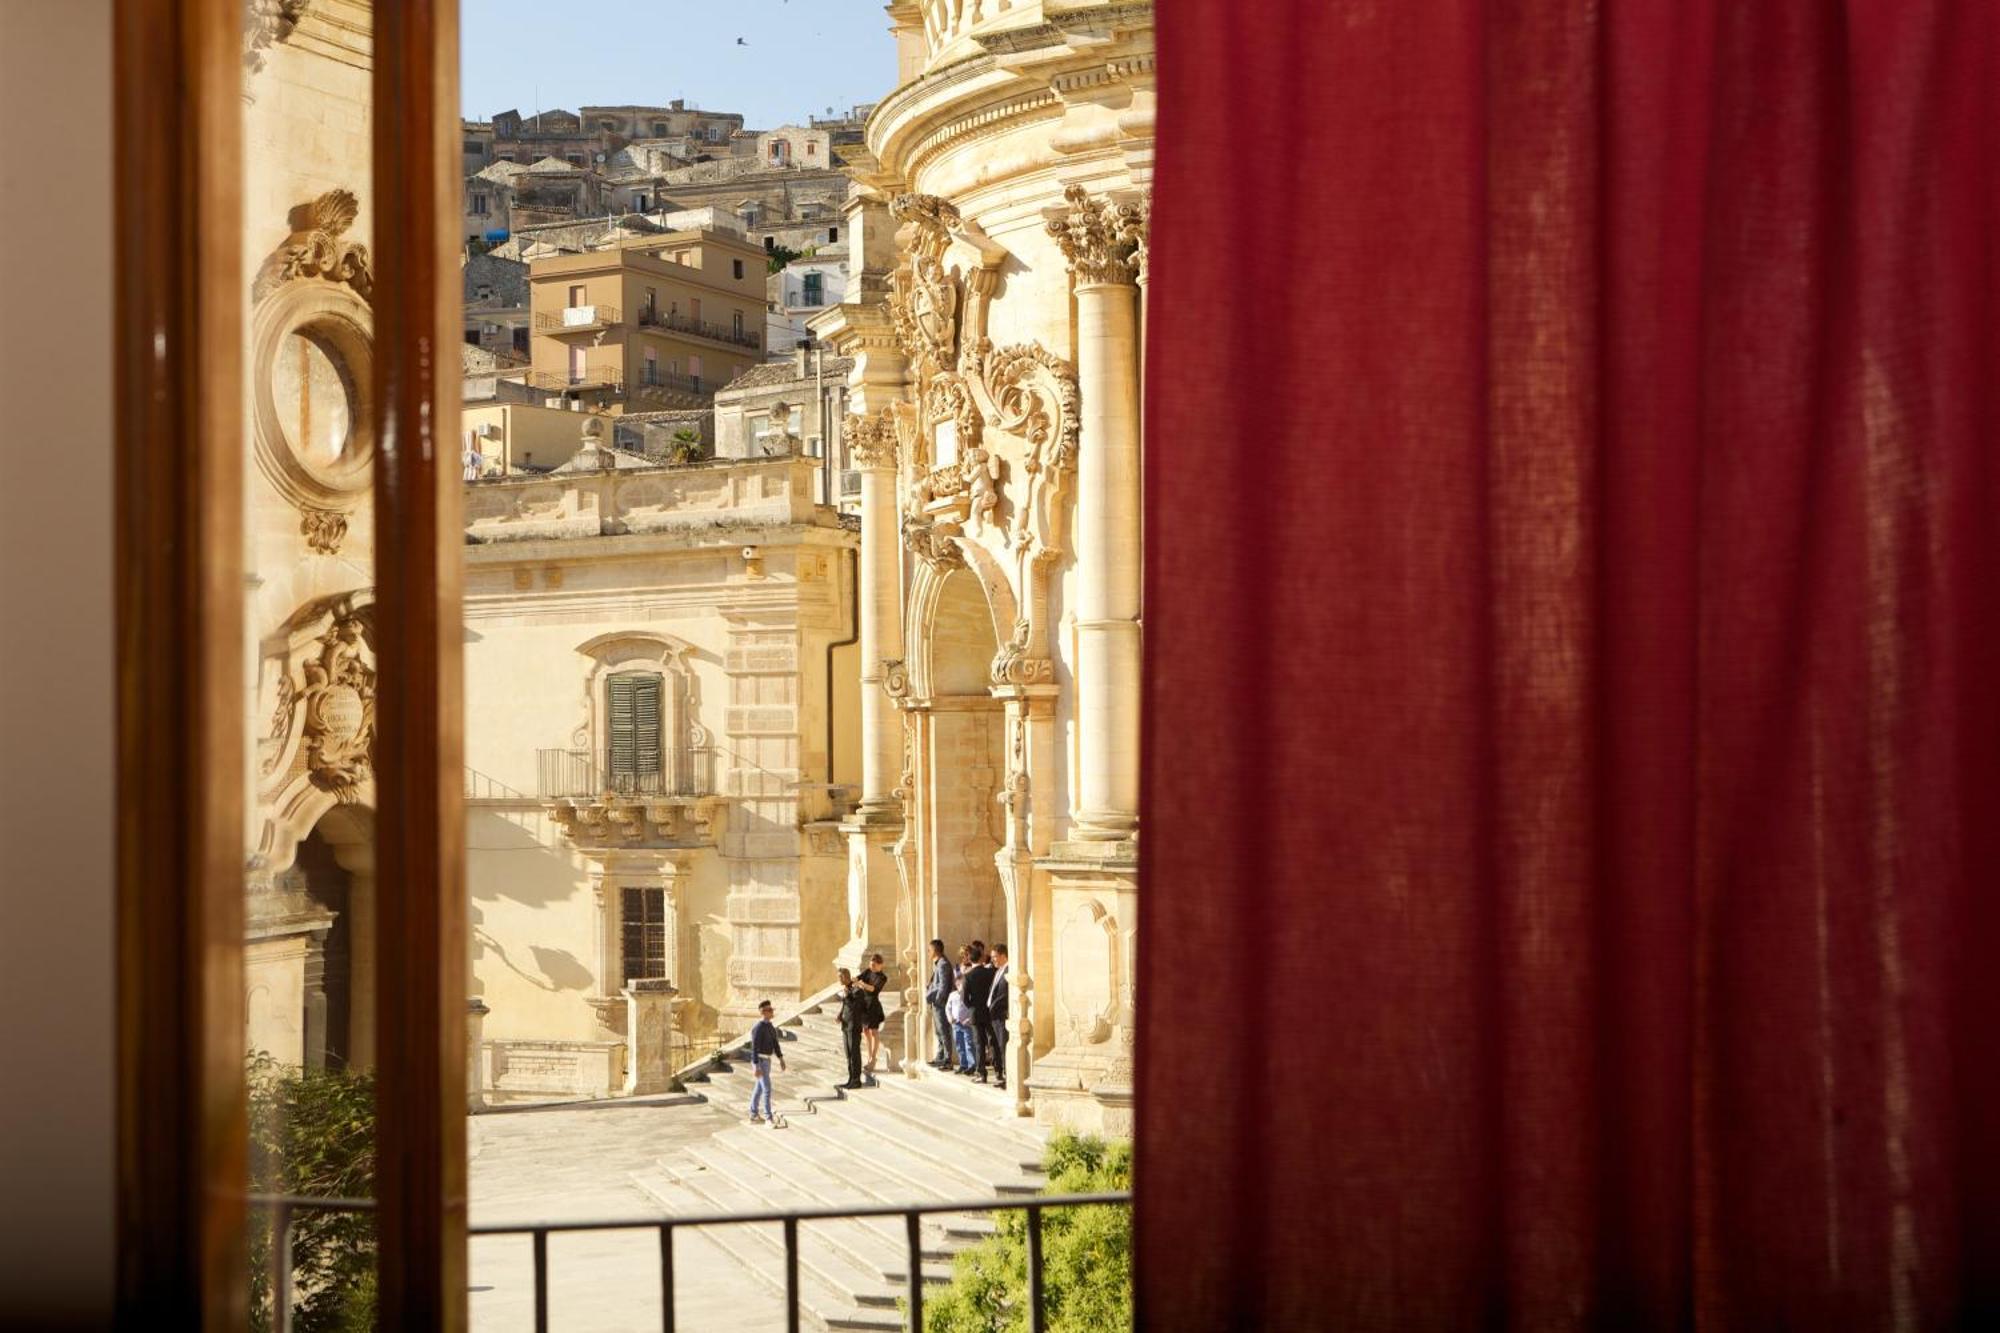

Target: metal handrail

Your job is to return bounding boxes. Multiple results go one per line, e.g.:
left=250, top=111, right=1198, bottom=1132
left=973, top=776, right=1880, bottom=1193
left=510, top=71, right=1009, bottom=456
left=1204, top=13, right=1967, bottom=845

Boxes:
left=534, top=304, right=622, bottom=333
left=249, top=1190, right=1132, bottom=1333
left=537, top=746, right=715, bottom=799
left=636, top=304, right=762, bottom=351
left=526, top=368, right=623, bottom=393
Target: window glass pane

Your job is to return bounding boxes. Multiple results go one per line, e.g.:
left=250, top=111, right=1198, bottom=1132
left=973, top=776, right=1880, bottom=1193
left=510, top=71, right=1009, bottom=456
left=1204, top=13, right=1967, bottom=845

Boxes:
left=241, top=3, right=378, bottom=1323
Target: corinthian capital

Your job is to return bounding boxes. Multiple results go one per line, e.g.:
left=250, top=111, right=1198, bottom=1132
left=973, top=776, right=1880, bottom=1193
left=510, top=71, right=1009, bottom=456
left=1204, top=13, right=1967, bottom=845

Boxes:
left=842, top=411, right=899, bottom=471
left=1046, top=184, right=1148, bottom=287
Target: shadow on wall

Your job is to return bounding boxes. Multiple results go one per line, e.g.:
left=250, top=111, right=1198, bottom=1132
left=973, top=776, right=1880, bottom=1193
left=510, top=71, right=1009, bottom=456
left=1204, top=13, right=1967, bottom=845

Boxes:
left=466, top=807, right=585, bottom=910
left=472, top=924, right=591, bottom=995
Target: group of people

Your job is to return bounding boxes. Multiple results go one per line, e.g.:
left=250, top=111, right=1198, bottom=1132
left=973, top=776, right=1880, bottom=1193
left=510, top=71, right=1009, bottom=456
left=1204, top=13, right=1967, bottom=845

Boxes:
left=927, top=939, right=1011, bottom=1088
left=741, top=942, right=1013, bottom=1128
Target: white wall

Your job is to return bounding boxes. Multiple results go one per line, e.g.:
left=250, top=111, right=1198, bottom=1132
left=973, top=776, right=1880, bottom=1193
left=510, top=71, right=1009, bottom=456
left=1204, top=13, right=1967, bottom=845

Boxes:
left=0, top=0, right=116, bottom=1323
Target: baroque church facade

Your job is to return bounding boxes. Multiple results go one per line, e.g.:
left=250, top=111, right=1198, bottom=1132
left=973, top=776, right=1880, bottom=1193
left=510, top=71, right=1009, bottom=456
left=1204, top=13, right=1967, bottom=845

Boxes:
left=814, top=0, right=1153, bottom=1132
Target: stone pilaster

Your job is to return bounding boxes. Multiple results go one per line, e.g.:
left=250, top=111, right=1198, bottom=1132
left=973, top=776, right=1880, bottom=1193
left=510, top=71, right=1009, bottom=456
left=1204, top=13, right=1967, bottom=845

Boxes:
left=466, top=997, right=489, bottom=1111
left=622, top=978, right=680, bottom=1096
left=1047, top=185, right=1147, bottom=848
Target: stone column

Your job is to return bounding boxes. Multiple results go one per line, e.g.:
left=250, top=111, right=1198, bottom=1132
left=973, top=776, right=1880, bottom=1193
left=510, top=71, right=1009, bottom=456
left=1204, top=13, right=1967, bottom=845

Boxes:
left=848, top=412, right=907, bottom=824
left=1047, top=186, right=1147, bottom=844
left=466, top=998, right=489, bottom=1111
left=622, top=978, right=679, bottom=1096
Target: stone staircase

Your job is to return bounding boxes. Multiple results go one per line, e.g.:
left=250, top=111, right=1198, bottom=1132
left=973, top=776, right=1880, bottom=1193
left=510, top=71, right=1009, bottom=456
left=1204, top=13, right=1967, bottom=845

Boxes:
left=632, top=995, right=1051, bottom=1331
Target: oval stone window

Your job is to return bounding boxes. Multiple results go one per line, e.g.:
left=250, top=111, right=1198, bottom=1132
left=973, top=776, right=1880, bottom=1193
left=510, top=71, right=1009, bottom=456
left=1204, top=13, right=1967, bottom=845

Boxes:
left=272, top=329, right=357, bottom=465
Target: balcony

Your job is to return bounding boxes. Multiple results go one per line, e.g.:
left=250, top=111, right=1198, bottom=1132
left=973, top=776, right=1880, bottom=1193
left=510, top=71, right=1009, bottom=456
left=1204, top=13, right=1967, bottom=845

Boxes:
left=636, top=305, right=762, bottom=351
left=526, top=368, right=623, bottom=394
left=534, top=304, right=621, bottom=334
left=538, top=747, right=714, bottom=800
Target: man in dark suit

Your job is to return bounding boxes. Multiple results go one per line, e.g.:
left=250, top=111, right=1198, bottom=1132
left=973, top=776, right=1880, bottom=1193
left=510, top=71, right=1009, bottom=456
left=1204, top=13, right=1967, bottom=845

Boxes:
left=961, top=941, right=997, bottom=1083
left=987, top=943, right=1011, bottom=1091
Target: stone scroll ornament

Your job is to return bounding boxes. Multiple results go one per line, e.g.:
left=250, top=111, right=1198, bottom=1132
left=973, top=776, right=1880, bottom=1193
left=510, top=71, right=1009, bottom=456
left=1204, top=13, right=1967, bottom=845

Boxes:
left=887, top=193, right=1083, bottom=568
left=289, top=610, right=376, bottom=800
left=253, top=188, right=373, bottom=305
left=1044, top=183, right=1148, bottom=287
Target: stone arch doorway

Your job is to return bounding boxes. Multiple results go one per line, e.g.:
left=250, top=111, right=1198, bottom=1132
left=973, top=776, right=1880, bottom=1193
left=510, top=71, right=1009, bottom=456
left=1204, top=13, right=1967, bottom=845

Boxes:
left=921, top=566, right=1007, bottom=958
left=291, top=805, right=375, bottom=1072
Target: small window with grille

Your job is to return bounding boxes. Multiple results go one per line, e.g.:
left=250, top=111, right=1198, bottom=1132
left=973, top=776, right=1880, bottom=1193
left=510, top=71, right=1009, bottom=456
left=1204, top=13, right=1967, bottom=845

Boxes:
left=621, top=887, right=668, bottom=982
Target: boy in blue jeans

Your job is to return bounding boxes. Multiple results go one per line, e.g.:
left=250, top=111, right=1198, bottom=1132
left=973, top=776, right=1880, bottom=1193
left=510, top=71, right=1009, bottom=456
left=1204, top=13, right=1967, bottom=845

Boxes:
left=748, top=999, right=786, bottom=1125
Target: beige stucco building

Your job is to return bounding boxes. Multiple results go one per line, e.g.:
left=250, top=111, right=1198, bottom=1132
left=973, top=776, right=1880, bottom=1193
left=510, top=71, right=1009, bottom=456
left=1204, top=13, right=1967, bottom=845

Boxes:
left=812, top=0, right=1153, bottom=1133
left=460, top=419, right=862, bottom=1100
left=526, top=231, right=768, bottom=412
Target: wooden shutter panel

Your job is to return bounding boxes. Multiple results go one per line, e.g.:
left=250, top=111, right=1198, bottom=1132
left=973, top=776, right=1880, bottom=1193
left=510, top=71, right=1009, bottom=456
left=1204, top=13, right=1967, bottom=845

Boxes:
left=634, top=674, right=663, bottom=780
left=607, top=674, right=638, bottom=778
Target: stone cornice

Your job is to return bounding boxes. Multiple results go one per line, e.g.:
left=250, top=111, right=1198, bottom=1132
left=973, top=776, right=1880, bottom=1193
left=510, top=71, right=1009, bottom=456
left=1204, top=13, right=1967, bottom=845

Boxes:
left=865, top=7, right=1153, bottom=187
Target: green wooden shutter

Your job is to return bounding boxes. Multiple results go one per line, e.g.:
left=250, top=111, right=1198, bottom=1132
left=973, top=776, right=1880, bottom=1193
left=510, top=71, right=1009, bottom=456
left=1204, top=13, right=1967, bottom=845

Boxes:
left=634, top=674, right=663, bottom=783
left=607, top=673, right=663, bottom=786
left=607, top=674, right=638, bottom=780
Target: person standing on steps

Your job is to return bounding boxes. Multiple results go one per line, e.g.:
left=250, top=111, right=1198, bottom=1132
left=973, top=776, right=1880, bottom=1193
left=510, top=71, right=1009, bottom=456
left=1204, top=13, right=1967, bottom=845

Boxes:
left=925, top=939, right=953, bottom=1069
left=858, top=953, right=889, bottom=1086
left=987, top=943, right=1011, bottom=1091
left=962, top=941, right=997, bottom=1083
left=748, top=999, right=786, bottom=1125
left=946, top=969, right=977, bottom=1073
left=835, top=967, right=866, bottom=1090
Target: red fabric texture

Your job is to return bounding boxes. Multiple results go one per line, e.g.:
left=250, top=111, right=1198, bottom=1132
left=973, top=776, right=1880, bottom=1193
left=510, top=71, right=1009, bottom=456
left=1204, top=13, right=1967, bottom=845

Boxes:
left=1137, top=1, right=1999, bottom=1326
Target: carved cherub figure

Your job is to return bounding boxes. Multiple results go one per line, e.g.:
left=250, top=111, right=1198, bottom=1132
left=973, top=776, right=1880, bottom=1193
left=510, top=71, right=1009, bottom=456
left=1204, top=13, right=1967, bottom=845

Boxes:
left=964, top=442, right=1002, bottom=538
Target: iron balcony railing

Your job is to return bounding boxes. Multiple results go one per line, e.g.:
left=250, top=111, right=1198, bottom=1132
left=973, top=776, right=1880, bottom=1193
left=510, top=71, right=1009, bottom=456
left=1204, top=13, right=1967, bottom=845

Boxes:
left=534, top=303, right=622, bottom=334
left=636, top=304, right=762, bottom=351
left=537, top=747, right=715, bottom=799
left=527, top=368, right=623, bottom=393
left=250, top=1190, right=1133, bottom=1333
left=629, top=368, right=714, bottom=399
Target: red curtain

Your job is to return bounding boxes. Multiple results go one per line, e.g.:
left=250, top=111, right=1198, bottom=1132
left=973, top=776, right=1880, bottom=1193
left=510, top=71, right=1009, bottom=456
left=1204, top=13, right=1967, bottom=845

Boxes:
left=1137, top=1, right=1999, bottom=1326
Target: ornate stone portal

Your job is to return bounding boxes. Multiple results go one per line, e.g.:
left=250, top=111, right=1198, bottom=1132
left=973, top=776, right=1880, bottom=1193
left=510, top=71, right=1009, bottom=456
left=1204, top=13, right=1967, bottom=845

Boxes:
left=814, top=0, right=1153, bottom=1132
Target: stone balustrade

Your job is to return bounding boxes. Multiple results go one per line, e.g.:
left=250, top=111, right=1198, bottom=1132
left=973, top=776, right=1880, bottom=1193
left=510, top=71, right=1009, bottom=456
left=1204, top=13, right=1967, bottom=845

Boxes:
left=462, top=455, right=822, bottom=545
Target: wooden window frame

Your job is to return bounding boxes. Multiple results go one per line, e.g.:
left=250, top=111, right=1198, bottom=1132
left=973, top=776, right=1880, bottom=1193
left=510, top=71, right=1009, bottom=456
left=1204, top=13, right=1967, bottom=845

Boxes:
left=113, top=0, right=466, bottom=1326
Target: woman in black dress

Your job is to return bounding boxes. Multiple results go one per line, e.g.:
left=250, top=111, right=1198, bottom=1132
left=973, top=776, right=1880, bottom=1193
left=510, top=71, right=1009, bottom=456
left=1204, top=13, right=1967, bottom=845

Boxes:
left=835, top=966, right=866, bottom=1090
left=857, top=953, right=889, bottom=1086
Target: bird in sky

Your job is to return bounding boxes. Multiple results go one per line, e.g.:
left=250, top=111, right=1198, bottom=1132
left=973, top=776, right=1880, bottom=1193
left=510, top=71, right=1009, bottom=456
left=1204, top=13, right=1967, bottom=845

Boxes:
left=736, top=36, right=748, bottom=45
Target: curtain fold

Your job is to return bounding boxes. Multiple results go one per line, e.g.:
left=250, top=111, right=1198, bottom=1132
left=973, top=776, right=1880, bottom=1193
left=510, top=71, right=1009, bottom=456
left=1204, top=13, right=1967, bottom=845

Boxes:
left=1137, top=1, right=1999, bottom=1325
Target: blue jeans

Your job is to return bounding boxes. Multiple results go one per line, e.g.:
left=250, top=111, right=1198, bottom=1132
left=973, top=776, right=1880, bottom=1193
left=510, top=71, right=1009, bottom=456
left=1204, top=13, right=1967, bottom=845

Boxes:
left=953, top=1025, right=975, bottom=1072
left=749, top=1056, right=773, bottom=1119
left=930, top=998, right=952, bottom=1063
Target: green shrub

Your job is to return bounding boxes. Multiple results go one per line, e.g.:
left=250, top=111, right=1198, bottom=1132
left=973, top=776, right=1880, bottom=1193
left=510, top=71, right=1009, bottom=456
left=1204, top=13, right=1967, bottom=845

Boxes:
left=919, top=1133, right=1133, bottom=1333
left=246, top=1052, right=377, bottom=1333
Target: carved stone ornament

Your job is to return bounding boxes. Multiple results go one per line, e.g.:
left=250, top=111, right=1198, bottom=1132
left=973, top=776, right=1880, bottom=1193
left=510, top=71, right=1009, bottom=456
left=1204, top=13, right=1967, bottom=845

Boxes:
left=254, top=189, right=373, bottom=304
left=842, top=410, right=899, bottom=471
left=300, top=507, right=348, bottom=555
left=881, top=658, right=911, bottom=699
left=288, top=611, right=376, bottom=801
left=251, top=192, right=375, bottom=516
left=888, top=194, right=963, bottom=379
left=902, top=512, right=965, bottom=574
left=990, top=619, right=1055, bottom=687
left=244, top=0, right=312, bottom=74
left=1046, top=183, right=1148, bottom=287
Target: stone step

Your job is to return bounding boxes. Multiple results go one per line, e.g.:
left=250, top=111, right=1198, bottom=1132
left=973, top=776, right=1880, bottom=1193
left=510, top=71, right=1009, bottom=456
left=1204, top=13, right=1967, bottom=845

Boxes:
left=629, top=1162, right=907, bottom=1326
left=806, top=1093, right=1049, bottom=1195
left=855, top=1073, right=1049, bottom=1158
left=686, top=1137, right=959, bottom=1296
left=779, top=1105, right=1030, bottom=1208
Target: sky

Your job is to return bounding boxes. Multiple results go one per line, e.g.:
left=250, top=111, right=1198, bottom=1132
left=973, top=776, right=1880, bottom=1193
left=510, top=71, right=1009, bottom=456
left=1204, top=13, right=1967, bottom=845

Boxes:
left=460, top=0, right=898, bottom=130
